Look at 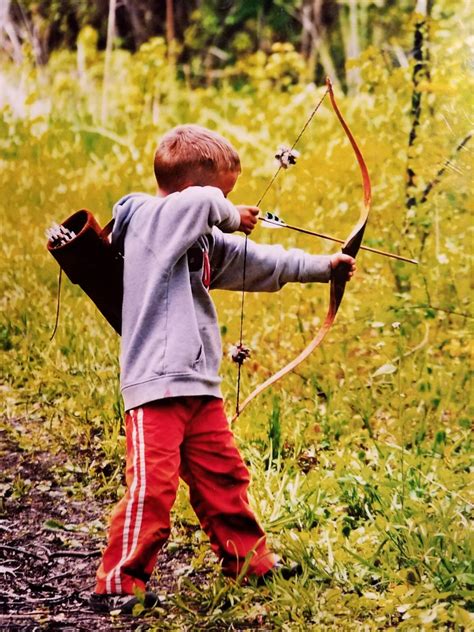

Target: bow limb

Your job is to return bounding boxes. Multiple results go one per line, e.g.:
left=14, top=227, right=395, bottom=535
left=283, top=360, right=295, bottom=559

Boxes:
left=326, top=77, right=372, bottom=261
left=233, top=77, right=371, bottom=422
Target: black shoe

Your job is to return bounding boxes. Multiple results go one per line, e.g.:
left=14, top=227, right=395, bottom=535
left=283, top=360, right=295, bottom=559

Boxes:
left=256, top=561, right=303, bottom=585
left=89, top=591, right=160, bottom=614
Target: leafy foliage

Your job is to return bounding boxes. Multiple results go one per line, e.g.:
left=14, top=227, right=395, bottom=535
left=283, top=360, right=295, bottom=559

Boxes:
left=1, top=2, right=473, bottom=628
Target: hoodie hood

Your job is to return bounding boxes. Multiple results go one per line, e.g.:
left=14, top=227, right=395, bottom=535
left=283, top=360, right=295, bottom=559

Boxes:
left=111, top=193, right=156, bottom=251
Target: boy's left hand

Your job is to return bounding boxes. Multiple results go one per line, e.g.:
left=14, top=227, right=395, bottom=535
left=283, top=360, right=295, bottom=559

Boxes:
left=330, top=253, right=356, bottom=282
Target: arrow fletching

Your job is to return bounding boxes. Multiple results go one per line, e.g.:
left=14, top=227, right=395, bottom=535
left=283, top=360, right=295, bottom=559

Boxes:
left=261, top=211, right=286, bottom=229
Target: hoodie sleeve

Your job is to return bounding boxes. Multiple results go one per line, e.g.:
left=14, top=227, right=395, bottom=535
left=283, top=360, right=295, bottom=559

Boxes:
left=112, top=187, right=241, bottom=262
left=209, top=230, right=332, bottom=292
left=164, top=186, right=241, bottom=241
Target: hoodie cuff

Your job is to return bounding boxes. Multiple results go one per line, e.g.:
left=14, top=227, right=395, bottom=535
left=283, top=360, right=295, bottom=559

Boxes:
left=300, top=254, right=332, bottom=283
left=217, top=201, right=241, bottom=233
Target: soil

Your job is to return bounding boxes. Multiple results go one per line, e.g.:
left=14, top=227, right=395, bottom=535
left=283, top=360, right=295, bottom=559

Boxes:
left=0, top=421, right=205, bottom=631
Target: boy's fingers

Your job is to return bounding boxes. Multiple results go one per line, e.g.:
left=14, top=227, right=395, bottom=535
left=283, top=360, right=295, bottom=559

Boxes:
left=340, top=254, right=356, bottom=265
left=330, top=253, right=357, bottom=282
left=242, top=219, right=256, bottom=234
left=331, top=254, right=356, bottom=268
left=236, top=204, right=260, bottom=216
left=237, top=205, right=259, bottom=234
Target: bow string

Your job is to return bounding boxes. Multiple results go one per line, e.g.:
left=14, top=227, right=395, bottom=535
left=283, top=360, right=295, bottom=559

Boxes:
left=233, top=77, right=372, bottom=421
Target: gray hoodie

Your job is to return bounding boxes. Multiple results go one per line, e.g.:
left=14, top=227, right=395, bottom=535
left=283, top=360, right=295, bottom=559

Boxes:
left=112, top=186, right=332, bottom=411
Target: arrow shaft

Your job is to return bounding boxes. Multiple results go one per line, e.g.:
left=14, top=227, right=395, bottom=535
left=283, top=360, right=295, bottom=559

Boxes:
left=259, top=217, right=418, bottom=265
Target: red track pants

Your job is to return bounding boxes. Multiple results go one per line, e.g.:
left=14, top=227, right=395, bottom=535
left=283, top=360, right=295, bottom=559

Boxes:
left=95, top=396, right=276, bottom=594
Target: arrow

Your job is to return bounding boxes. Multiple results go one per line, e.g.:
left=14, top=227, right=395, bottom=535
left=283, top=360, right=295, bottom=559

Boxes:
left=259, top=215, right=418, bottom=265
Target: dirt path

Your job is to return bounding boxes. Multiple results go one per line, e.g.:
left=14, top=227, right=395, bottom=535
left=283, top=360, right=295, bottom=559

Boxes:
left=0, top=423, right=198, bottom=631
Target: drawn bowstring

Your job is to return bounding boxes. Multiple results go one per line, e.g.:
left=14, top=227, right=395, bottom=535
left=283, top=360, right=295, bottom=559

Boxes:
left=233, top=89, right=329, bottom=416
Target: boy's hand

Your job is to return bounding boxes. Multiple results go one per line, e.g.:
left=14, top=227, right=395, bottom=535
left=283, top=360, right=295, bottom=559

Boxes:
left=330, top=253, right=356, bottom=282
left=236, top=205, right=259, bottom=235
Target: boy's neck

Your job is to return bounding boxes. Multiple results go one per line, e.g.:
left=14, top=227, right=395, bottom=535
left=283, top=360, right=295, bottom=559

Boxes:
left=157, top=184, right=192, bottom=197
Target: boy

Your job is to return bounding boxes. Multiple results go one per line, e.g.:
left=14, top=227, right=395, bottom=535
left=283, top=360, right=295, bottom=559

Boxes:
left=91, top=124, right=355, bottom=613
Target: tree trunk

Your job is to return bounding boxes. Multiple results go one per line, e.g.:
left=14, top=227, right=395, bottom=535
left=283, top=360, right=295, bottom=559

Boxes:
left=0, top=1, right=21, bottom=63
left=166, top=0, right=175, bottom=64
left=405, top=0, right=430, bottom=211
left=301, top=2, right=312, bottom=59
left=301, top=0, right=341, bottom=90
left=341, top=0, right=361, bottom=94
left=123, top=0, right=147, bottom=48
left=101, top=0, right=116, bottom=126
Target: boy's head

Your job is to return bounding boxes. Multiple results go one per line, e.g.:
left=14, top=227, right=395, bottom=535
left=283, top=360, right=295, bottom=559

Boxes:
left=154, top=124, right=241, bottom=196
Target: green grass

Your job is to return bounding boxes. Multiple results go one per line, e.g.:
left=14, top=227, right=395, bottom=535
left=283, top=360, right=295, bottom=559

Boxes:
left=1, top=22, right=473, bottom=630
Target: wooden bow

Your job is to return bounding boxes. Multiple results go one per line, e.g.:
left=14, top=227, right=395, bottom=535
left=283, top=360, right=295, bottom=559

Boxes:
left=233, top=78, right=372, bottom=420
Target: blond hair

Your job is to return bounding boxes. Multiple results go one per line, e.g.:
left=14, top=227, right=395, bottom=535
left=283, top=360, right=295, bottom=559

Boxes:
left=154, top=124, right=241, bottom=193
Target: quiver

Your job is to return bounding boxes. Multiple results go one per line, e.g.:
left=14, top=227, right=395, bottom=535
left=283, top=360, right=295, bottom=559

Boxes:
left=47, top=209, right=123, bottom=334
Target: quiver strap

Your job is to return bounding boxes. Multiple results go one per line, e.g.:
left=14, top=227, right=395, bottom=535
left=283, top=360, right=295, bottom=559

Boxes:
left=47, top=209, right=123, bottom=334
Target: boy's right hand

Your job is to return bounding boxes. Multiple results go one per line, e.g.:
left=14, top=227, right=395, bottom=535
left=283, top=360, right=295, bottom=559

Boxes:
left=236, top=205, right=259, bottom=235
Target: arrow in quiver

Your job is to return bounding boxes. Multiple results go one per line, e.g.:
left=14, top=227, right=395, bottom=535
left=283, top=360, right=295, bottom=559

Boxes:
left=46, top=210, right=123, bottom=334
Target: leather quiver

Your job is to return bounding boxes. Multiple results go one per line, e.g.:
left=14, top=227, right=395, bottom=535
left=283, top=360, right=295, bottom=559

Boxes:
left=47, top=209, right=123, bottom=334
